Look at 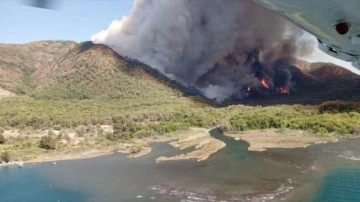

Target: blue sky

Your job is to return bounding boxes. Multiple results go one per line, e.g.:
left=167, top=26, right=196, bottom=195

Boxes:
left=0, top=0, right=133, bottom=43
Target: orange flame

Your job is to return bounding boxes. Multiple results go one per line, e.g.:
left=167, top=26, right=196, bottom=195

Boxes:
left=280, top=86, right=289, bottom=94
left=260, top=78, right=270, bottom=89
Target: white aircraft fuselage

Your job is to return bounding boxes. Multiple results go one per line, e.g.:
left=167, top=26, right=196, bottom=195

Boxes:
left=255, top=0, right=360, bottom=69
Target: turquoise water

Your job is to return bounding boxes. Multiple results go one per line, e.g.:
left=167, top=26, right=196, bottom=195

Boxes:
left=0, top=166, right=84, bottom=202
left=314, top=168, right=360, bottom=202
left=1, top=129, right=360, bottom=202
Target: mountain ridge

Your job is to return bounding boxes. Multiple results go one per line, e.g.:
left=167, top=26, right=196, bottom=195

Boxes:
left=0, top=40, right=359, bottom=104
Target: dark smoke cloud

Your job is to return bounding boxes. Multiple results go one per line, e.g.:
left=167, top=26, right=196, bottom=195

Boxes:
left=92, top=0, right=313, bottom=101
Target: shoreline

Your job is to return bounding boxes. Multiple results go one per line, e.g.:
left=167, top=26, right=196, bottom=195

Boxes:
left=1, top=149, right=116, bottom=168
left=1, top=147, right=154, bottom=168
left=2, top=127, right=356, bottom=168
left=224, top=129, right=343, bottom=151
left=154, top=128, right=225, bottom=163
left=25, top=149, right=115, bottom=164
left=0, top=127, right=225, bottom=167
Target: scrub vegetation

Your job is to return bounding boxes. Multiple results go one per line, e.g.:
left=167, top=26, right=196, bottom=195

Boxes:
left=0, top=96, right=359, bottom=136
left=0, top=41, right=359, bottom=162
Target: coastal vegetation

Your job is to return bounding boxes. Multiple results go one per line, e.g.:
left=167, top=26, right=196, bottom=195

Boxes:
left=1, top=96, right=358, bottom=162
left=1, top=151, right=11, bottom=163
left=39, top=135, right=57, bottom=150
left=0, top=134, right=5, bottom=144
left=0, top=96, right=359, bottom=140
left=0, top=41, right=359, bottom=163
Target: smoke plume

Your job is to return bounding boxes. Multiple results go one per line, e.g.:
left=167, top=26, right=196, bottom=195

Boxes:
left=92, top=0, right=313, bottom=102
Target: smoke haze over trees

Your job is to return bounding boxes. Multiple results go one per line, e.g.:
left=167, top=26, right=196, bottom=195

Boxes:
left=92, top=0, right=314, bottom=101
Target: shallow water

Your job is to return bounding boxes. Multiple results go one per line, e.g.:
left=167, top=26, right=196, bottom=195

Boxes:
left=1, top=130, right=360, bottom=202
left=314, top=168, right=360, bottom=202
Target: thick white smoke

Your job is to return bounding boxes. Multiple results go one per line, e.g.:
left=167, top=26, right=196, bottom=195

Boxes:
left=92, top=0, right=312, bottom=101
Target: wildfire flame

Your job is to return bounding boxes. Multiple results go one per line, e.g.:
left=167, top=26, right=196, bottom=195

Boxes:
left=260, top=78, right=270, bottom=89
left=280, top=86, right=289, bottom=94
left=245, top=80, right=290, bottom=97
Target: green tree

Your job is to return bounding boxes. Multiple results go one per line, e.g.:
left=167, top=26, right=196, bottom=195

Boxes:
left=111, top=116, right=138, bottom=140
left=75, top=125, right=87, bottom=137
left=1, top=151, right=11, bottom=163
left=0, top=134, right=5, bottom=144
left=39, top=135, right=56, bottom=150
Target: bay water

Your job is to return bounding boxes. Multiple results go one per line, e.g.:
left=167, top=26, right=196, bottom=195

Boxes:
left=1, top=129, right=360, bottom=202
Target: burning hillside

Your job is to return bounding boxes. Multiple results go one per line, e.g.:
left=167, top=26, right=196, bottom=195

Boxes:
left=91, top=0, right=317, bottom=102
left=91, top=0, right=360, bottom=103
left=195, top=48, right=309, bottom=101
